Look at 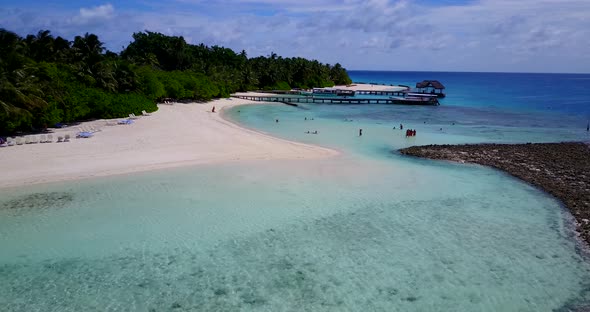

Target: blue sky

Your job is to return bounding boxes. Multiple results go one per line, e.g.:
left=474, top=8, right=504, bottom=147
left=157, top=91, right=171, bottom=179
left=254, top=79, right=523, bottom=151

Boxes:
left=1, top=0, right=589, bottom=73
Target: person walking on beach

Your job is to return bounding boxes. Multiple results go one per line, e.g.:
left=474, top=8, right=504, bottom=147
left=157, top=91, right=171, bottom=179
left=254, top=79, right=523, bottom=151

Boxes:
left=212, top=106, right=216, bottom=113
left=359, top=129, right=363, bottom=136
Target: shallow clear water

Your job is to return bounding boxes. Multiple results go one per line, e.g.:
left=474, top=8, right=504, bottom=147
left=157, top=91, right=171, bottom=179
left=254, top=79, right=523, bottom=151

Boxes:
left=2, top=72, right=590, bottom=311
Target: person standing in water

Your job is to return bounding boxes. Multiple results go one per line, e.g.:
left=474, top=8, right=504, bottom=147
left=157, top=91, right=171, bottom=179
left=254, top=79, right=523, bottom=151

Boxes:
left=359, top=129, right=363, bottom=136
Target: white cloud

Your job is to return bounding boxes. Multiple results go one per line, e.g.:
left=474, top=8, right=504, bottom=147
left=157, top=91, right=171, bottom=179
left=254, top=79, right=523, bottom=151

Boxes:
left=71, top=3, right=115, bottom=25
left=79, top=4, right=114, bottom=19
left=0, top=0, right=589, bottom=72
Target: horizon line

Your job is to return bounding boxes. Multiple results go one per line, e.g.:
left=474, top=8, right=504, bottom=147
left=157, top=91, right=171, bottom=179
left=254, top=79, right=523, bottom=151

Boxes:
left=346, top=69, right=590, bottom=75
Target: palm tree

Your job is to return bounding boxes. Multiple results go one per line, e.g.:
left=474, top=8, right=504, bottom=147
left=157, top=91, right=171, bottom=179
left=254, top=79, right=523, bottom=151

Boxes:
left=0, top=30, right=46, bottom=120
left=25, top=30, right=56, bottom=62
left=0, top=64, right=48, bottom=132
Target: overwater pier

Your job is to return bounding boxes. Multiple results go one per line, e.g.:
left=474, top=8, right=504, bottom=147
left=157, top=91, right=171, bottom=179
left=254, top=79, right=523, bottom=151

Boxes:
left=232, top=94, right=439, bottom=106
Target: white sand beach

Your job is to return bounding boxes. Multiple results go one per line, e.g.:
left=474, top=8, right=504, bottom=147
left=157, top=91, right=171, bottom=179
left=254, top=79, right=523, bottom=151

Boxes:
left=0, top=99, right=337, bottom=188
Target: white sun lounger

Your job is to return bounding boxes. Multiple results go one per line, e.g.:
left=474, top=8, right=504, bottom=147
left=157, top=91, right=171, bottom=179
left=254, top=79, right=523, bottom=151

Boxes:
left=39, top=134, right=46, bottom=143
left=46, top=134, right=53, bottom=143
left=129, top=113, right=139, bottom=119
left=57, top=136, right=64, bottom=143
left=64, top=134, right=71, bottom=142
left=142, top=110, right=151, bottom=116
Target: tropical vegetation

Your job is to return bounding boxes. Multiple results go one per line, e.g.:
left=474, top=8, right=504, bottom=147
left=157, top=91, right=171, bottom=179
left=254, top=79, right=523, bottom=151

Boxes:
left=0, top=29, right=352, bottom=135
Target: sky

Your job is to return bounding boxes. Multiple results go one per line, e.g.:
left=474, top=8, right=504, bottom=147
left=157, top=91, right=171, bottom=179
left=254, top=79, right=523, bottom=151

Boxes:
left=1, top=0, right=589, bottom=73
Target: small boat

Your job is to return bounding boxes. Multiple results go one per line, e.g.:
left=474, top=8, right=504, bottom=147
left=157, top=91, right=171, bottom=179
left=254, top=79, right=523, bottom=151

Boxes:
left=390, top=93, right=440, bottom=105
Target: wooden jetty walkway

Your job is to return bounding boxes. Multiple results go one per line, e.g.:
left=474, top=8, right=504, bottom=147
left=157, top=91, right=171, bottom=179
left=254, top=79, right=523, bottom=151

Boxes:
left=232, top=94, right=439, bottom=106
left=254, top=88, right=409, bottom=97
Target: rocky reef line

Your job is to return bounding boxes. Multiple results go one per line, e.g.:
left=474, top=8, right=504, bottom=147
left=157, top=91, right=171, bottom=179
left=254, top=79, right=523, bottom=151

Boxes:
left=400, top=142, right=590, bottom=246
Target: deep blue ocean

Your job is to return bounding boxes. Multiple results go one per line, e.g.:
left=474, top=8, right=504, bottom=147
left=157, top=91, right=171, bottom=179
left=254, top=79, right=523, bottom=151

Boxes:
left=350, top=70, right=590, bottom=122
left=328, top=70, right=590, bottom=144
left=348, top=70, right=590, bottom=115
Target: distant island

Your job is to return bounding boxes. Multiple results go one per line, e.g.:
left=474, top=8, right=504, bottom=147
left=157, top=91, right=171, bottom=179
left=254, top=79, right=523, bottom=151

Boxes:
left=0, top=29, right=352, bottom=135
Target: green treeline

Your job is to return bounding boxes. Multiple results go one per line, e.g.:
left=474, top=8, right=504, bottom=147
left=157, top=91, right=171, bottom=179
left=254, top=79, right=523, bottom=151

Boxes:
left=0, top=29, right=352, bottom=135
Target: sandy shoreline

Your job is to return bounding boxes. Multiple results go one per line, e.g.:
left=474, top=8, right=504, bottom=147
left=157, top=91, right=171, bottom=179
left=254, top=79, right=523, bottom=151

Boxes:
left=400, top=143, right=590, bottom=247
left=0, top=98, right=338, bottom=189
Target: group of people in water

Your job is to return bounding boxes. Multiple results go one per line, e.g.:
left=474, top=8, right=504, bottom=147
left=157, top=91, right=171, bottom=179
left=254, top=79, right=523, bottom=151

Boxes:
left=303, top=117, right=318, bottom=134
left=277, top=117, right=421, bottom=138
left=396, top=123, right=416, bottom=137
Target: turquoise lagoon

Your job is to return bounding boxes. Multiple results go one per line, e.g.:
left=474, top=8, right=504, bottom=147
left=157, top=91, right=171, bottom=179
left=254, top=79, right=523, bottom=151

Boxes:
left=2, top=73, right=590, bottom=311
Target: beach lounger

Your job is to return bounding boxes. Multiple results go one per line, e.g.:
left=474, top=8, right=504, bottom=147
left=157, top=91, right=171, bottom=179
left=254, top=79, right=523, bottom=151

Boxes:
left=129, top=113, right=139, bottom=119
left=39, top=134, right=46, bottom=143
left=25, top=136, right=31, bottom=144
left=76, top=131, right=93, bottom=138
left=64, top=134, right=70, bottom=142
left=57, top=136, right=64, bottom=143
left=32, top=135, right=40, bottom=144
left=142, top=110, right=151, bottom=116
left=46, top=134, right=53, bottom=143
left=7, top=137, right=16, bottom=146
left=118, top=119, right=134, bottom=125
left=16, top=137, right=24, bottom=145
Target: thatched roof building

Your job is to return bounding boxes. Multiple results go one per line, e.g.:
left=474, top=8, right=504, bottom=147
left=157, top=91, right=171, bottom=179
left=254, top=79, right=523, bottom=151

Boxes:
left=415, top=80, right=446, bottom=97
left=416, top=80, right=445, bottom=89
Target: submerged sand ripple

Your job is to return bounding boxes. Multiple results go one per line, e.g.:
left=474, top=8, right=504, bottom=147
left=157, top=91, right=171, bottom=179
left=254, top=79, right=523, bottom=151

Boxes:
left=400, top=142, right=590, bottom=247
